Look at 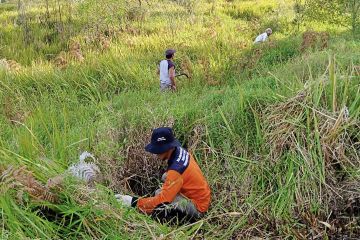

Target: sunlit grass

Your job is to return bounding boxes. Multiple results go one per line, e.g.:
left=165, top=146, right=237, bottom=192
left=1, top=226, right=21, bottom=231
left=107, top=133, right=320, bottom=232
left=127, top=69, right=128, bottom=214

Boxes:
left=0, top=0, right=360, bottom=238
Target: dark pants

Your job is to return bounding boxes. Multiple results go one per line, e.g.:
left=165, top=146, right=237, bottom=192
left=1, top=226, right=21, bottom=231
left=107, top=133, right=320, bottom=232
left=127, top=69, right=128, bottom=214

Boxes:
left=151, top=174, right=204, bottom=224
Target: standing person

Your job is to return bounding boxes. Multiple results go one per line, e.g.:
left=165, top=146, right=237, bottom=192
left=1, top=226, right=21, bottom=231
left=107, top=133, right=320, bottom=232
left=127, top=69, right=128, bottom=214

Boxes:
left=254, top=28, right=273, bottom=44
left=158, top=49, right=176, bottom=91
left=116, top=127, right=211, bottom=223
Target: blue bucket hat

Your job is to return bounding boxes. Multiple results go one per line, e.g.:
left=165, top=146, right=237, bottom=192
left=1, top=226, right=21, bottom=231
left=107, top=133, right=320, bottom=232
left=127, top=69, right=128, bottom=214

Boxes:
left=145, top=127, right=181, bottom=154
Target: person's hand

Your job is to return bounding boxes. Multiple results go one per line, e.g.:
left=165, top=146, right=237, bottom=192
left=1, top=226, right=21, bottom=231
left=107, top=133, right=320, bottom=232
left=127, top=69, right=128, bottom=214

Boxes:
left=115, top=194, right=133, bottom=207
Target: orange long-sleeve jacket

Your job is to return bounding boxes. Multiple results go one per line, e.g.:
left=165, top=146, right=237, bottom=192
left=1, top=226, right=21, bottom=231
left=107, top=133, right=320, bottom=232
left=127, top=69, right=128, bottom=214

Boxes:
left=132, top=147, right=211, bottom=214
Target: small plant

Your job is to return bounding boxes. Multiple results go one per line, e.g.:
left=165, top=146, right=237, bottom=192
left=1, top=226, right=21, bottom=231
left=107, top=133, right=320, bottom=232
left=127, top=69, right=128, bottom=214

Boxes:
left=69, top=40, right=84, bottom=62
left=1, top=166, right=59, bottom=203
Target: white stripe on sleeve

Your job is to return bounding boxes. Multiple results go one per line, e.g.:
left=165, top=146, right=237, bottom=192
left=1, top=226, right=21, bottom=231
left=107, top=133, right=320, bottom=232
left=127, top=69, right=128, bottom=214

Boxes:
left=183, top=153, right=189, bottom=166
left=176, top=148, right=184, bottom=162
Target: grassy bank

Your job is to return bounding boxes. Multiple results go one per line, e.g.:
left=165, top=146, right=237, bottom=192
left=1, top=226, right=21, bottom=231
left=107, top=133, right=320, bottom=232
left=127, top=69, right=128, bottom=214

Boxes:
left=1, top=0, right=360, bottom=239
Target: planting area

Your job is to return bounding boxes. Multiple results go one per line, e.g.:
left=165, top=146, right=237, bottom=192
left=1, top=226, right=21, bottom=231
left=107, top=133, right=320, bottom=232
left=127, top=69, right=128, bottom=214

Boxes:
left=0, top=0, right=360, bottom=239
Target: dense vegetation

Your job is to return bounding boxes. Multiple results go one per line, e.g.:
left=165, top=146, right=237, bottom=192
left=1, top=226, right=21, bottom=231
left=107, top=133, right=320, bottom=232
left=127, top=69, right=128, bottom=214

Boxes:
left=0, top=0, right=359, bottom=239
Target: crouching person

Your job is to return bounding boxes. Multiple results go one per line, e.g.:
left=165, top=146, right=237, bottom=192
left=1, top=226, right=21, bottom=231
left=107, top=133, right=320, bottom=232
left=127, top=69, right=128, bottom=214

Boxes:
left=116, top=127, right=211, bottom=224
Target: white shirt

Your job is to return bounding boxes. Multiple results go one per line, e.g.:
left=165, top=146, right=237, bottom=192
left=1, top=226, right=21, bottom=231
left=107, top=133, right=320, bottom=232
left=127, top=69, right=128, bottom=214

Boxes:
left=159, top=60, right=175, bottom=85
left=254, top=32, right=268, bottom=43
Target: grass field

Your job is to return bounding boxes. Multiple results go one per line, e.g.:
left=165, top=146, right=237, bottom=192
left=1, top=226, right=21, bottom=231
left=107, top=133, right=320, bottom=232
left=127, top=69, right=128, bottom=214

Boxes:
left=0, top=0, right=360, bottom=239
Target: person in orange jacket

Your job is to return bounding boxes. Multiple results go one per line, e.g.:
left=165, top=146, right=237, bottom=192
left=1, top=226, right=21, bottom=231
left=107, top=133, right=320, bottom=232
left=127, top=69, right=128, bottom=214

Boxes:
left=116, top=127, right=211, bottom=222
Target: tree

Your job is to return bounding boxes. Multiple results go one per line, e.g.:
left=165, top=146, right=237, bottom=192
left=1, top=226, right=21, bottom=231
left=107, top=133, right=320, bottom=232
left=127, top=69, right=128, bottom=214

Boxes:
left=293, top=0, right=306, bottom=32
left=17, top=0, right=31, bottom=44
left=304, top=0, right=360, bottom=33
left=344, top=0, right=360, bottom=33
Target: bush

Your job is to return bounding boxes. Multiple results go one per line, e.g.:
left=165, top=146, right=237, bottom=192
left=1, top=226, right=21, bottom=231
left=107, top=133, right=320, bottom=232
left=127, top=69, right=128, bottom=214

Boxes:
left=258, top=37, right=301, bottom=65
left=225, top=6, right=260, bottom=21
